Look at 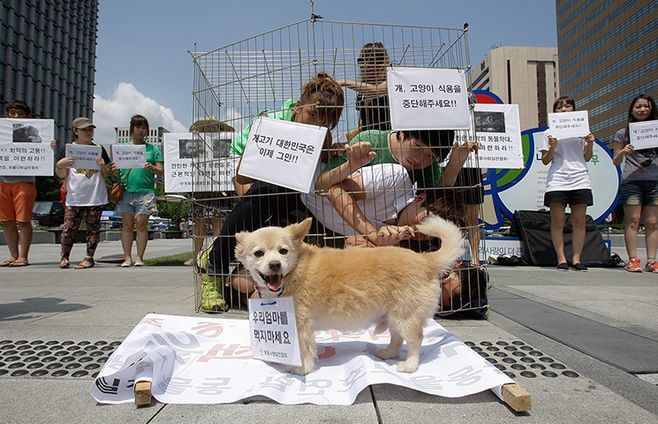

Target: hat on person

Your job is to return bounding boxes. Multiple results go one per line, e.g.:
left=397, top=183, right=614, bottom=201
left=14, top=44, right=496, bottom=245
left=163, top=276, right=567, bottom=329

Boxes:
left=72, top=117, right=95, bottom=129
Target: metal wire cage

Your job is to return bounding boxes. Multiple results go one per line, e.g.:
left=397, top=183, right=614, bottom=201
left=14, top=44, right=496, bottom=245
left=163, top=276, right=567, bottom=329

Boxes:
left=188, top=17, right=486, bottom=317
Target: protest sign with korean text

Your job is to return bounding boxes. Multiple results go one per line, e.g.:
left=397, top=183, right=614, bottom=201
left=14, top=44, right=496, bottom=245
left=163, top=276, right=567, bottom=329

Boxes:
left=238, top=117, right=326, bottom=193
left=629, top=120, right=658, bottom=150
left=548, top=110, right=590, bottom=139
left=387, top=67, right=470, bottom=131
left=164, top=132, right=237, bottom=193
left=0, top=118, right=54, bottom=176
left=248, top=297, right=301, bottom=367
left=112, top=144, right=146, bottom=169
left=66, top=143, right=101, bottom=170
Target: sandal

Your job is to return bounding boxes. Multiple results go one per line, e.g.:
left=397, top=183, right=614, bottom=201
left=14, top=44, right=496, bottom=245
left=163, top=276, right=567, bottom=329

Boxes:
left=74, top=257, right=94, bottom=269
left=59, top=258, right=70, bottom=269
left=8, top=259, right=29, bottom=267
left=1, top=258, right=16, bottom=267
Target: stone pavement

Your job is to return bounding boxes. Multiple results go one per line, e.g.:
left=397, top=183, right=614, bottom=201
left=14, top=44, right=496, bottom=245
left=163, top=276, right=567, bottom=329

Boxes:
left=0, top=238, right=656, bottom=423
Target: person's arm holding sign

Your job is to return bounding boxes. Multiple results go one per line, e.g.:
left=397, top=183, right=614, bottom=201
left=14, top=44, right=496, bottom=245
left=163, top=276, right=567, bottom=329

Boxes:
left=145, top=161, right=163, bottom=177
left=583, top=133, right=595, bottom=162
left=437, top=140, right=479, bottom=187
left=55, top=156, right=74, bottom=179
left=542, top=136, right=558, bottom=165
left=613, top=137, right=634, bottom=166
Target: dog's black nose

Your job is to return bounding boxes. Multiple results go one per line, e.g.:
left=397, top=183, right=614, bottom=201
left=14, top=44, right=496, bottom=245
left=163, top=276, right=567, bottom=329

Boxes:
left=269, top=261, right=281, bottom=272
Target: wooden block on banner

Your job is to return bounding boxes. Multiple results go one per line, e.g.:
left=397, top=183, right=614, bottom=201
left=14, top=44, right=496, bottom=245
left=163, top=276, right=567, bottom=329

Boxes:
left=134, top=381, right=152, bottom=407
left=501, top=383, right=531, bottom=412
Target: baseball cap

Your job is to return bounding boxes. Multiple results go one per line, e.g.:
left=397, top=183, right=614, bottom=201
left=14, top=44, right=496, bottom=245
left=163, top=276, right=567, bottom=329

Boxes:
left=72, top=117, right=95, bottom=129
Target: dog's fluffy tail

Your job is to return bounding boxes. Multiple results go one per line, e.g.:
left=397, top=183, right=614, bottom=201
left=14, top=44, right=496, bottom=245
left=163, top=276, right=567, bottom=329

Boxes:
left=415, top=215, right=465, bottom=270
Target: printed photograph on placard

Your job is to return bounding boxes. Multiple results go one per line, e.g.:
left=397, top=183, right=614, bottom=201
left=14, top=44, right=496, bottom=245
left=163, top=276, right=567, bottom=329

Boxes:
left=475, top=111, right=506, bottom=133
left=0, top=118, right=55, bottom=144
left=179, top=138, right=200, bottom=159
left=12, top=123, right=42, bottom=142
left=212, top=138, right=231, bottom=158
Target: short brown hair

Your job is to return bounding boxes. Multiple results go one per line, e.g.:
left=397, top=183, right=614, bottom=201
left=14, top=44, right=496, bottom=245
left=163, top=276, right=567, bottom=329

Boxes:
left=129, top=114, right=150, bottom=136
left=299, top=73, right=344, bottom=130
left=5, top=100, right=31, bottom=117
left=553, top=96, right=576, bottom=112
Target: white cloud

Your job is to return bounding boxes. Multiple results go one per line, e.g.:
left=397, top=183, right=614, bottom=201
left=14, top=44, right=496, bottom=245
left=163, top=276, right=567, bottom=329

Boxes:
left=92, top=82, right=187, bottom=144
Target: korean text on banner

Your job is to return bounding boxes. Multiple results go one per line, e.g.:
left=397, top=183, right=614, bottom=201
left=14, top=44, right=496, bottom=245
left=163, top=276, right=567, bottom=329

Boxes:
left=248, top=297, right=301, bottom=367
left=466, top=103, right=523, bottom=169
left=66, top=144, right=101, bottom=170
left=238, top=117, right=326, bottom=193
left=0, top=118, right=55, bottom=176
left=387, top=67, right=470, bottom=131
left=629, top=120, right=658, bottom=150
left=112, top=144, right=146, bottom=169
left=548, top=110, right=590, bottom=139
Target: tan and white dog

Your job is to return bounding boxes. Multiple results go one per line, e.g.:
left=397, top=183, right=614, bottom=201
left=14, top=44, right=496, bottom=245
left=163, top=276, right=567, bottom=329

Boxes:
left=234, top=215, right=464, bottom=375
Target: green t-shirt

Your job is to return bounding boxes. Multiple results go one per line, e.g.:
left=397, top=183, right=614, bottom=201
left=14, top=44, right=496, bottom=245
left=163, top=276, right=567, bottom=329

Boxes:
left=119, top=143, right=163, bottom=193
left=325, top=130, right=442, bottom=189
left=230, top=99, right=296, bottom=156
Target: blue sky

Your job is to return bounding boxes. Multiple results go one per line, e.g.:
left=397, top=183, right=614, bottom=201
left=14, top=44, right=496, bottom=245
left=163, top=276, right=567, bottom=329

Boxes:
left=93, top=0, right=557, bottom=142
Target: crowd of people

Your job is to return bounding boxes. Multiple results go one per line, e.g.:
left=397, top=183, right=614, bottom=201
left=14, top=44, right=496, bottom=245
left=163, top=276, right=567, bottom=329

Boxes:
left=1, top=43, right=656, bottom=315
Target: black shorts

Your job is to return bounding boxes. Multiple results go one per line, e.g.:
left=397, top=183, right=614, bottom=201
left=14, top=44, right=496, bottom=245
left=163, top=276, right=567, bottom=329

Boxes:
left=543, top=188, right=593, bottom=207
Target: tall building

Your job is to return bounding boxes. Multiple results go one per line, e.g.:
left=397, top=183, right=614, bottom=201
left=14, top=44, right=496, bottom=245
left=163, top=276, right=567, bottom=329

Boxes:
left=0, top=0, right=99, bottom=145
left=556, top=0, right=658, bottom=143
left=115, top=126, right=170, bottom=145
left=471, top=46, right=559, bottom=130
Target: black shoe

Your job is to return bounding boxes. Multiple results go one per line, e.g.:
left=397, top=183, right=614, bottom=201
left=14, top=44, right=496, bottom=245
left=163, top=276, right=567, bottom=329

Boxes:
left=556, top=262, right=568, bottom=270
left=572, top=263, right=588, bottom=271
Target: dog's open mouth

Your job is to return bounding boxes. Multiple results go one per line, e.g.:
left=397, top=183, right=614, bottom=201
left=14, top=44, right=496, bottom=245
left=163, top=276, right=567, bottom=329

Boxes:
left=258, top=272, right=283, bottom=293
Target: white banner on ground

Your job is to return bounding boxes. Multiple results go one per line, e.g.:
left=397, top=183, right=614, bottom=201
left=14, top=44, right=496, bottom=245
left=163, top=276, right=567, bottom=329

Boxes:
left=387, top=67, right=470, bottom=130
left=112, top=144, right=146, bottom=169
left=66, top=144, right=101, bottom=170
left=238, top=117, right=326, bottom=193
left=548, top=110, right=590, bottom=139
left=629, top=120, right=658, bottom=150
left=89, top=314, right=513, bottom=405
left=0, top=118, right=54, bottom=176
left=163, top=132, right=237, bottom=193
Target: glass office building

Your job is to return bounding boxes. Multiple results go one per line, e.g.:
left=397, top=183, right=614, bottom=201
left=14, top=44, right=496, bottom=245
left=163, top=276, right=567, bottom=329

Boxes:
left=556, top=0, right=657, bottom=143
left=0, top=0, right=98, bottom=145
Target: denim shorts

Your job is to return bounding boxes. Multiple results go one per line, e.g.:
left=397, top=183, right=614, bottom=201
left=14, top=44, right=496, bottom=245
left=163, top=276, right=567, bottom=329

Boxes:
left=115, top=191, right=158, bottom=215
left=619, top=181, right=658, bottom=206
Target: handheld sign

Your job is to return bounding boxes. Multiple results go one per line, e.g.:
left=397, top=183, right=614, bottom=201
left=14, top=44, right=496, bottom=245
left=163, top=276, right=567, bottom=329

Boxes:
left=387, top=67, right=470, bottom=130
left=248, top=297, right=301, bottom=367
left=0, top=118, right=55, bottom=176
left=164, top=132, right=237, bottom=193
left=112, top=144, right=146, bottom=169
left=238, top=117, right=326, bottom=193
left=465, top=103, right=523, bottom=169
left=66, top=144, right=101, bottom=170
left=548, top=110, right=590, bottom=139
left=629, top=120, right=658, bottom=150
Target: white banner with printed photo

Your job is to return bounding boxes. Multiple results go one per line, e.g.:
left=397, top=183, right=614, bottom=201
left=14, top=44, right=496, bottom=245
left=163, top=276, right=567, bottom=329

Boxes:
left=548, top=110, right=590, bottom=139
left=0, top=118, right=54, bottom=176
left=112, top=144, right=146, bottom=169
left=89, top=314, right=513, bottom=405
left=629, top=120, right=658, bottom=150
left=164, top=132, right=237, bottom=193
left=238, top=117, right=326, bottom=193
left=66, top=144, right=101, bottom=170
left=387, top=67, right=471, bottom=130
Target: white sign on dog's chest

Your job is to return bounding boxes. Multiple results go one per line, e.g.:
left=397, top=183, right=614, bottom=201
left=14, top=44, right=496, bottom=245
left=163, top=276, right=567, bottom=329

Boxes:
left=248, top=297, right=301, bottom=367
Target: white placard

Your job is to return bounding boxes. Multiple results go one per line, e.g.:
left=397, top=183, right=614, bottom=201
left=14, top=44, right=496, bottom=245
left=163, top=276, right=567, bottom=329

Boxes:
left=455, top=103, right=523, bottom=169
left=112, top=144, right=146, bottom=169
left=0, top=118, right=55, bottom=176
left=238, top=117, right=326, bottom=193
left=548, top=110, right=590, bottom=139
left=164, top=132, right=237, bottom=193
left=387, top=67, right=470, bottom=130
left=65, top=144, right=101, bottom=170
left=89, top=314, right=513, bottom=405
left=629, top=120, right=658, bottom=150
left=248, top=297, right=301, bottom=367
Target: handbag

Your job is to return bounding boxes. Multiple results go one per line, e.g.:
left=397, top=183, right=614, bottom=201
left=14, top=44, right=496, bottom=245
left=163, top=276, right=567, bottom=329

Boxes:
left=108, top=169, right=131, bottom=204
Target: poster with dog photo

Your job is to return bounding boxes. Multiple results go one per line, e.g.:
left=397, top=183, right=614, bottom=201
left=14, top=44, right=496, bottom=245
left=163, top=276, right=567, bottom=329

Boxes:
left=0, top=118, right=55, bottom=175
left=164, top=132, right=237, bottom=193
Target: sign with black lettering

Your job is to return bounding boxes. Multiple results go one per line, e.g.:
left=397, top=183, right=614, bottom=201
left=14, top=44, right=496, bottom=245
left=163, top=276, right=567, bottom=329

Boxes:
left=248, top=297, right=301, bottom=367
left=0, top=118, right=55, bottom=176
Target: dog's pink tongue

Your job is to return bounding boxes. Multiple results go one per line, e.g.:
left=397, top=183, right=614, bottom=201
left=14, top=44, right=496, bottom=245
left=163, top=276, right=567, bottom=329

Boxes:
left=267, top=274, right=282, bottom=292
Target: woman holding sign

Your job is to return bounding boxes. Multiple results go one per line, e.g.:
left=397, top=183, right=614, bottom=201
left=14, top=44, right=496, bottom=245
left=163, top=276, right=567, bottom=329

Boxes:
left=55, top=117, right=111, bottom=269
left=116, top=115, right=164, bottom=267
left=541, top=96, right=595, bottom=271
left=612, top=94, right=658, bottom=272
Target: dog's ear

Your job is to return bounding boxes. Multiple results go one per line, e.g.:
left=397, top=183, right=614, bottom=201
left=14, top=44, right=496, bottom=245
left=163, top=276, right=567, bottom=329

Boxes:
left=234, top=231, right=247, bottom=260
left=288, top=217, right=313, bottom=241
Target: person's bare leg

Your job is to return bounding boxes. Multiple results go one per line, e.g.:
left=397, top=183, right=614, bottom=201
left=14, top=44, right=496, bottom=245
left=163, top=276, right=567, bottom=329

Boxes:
left=121, top=213, right=135, bottom=263
left=623, top=204, right=642, bottom=260
left=16, top=221, right=33, bottom=263
left=549, top=203, right=567, bottom=264
left=465, top=204, right=481, bottom=265
left=134, top=215, right=150, bottom=263
left=193, top=218, right=206, bottom=258
left=2, top=221, right=19, bottom=262
left=642, top=205, right=658, bottom=262
left=570, top=204, right=587, bottom=264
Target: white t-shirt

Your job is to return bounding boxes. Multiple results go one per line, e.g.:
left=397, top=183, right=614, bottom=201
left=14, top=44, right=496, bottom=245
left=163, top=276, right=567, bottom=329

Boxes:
left=65, top=167, right=108, bottom=206
left=540, top=130, right=591, bottom=192
left=301, top=163, right=415, bottom=236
